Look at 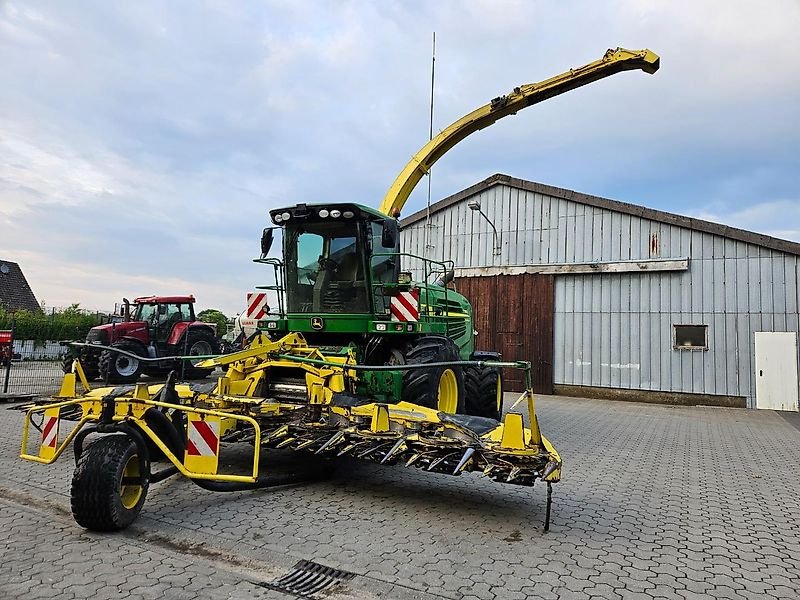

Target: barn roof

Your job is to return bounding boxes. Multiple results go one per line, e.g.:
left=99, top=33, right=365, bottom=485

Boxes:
left=401, top=173, right=800, bottom=257
left=0, top=260, right=40, bottom=312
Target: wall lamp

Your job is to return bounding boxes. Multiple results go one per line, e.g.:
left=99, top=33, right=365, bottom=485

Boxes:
left=467, top=199, right=502, bottom=255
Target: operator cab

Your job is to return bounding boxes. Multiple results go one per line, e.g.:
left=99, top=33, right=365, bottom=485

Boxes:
left=132, top=297, right=196, bottom=343
left=269, top=203, right=399, bottom=315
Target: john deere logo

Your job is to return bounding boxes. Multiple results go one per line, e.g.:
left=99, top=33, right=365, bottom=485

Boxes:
left=311, top=317, right=324, bottom=330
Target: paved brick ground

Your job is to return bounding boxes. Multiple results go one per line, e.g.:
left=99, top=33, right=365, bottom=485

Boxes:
left=2, top=394, right=800, bottom=599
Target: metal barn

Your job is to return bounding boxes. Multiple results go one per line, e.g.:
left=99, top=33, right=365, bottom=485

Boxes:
left=400, top=174, right=800, bottom=410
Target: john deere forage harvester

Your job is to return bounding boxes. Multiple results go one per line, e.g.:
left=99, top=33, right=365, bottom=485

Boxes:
left=21, top=48, right=659, bottom=531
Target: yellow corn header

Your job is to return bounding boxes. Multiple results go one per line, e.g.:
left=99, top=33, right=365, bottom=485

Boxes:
left=22, top=333, right=560, bottom=530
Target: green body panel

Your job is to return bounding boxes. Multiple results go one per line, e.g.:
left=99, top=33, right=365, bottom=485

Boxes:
left=358, top=370, right=404, bottom=403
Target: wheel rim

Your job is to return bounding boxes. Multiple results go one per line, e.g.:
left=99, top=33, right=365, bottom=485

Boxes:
left=189, top=340, right=213, bottom=366
left=437, top=368, right=458, bottom=413
left=119, top=455, right=143, bottom=509
left=115, top=355, right=139, bottom=377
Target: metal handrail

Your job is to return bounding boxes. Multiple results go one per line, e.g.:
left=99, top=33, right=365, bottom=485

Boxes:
left=252, top=257, right=286, bottom=317
left=371, top=251, right=456, bottom=318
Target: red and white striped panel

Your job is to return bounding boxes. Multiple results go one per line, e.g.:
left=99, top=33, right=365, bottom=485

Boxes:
left=42, top=414, right=59, bottom=449
left=246, top=293, right=269, bottom=319
left=390, top=289, right=419, bottom=322
left=186, top=419, right=220, bottom=457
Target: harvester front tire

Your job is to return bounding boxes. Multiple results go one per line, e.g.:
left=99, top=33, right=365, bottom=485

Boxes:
left=99, top=340, right=145, bottom=384
left=464, top=365, right=503, bottom=420
left=181, top=329, right=220, bottom=379
left=71, top=435, right=149, bottom=531
left=401, top=336, right=464, bottom=414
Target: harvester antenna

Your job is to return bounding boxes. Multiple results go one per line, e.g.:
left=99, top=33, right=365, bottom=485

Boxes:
left=423, top=32, right=436, bottom=254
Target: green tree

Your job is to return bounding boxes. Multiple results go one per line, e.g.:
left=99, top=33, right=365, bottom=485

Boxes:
left=197, top=309, right=228, bottom=337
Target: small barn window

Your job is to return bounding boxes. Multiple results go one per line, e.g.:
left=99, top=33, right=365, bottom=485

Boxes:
left=673, top=325, right=708, bottom=350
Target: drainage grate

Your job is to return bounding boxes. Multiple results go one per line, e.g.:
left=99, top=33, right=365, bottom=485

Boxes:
left=259, top=560, right=356, bottom=599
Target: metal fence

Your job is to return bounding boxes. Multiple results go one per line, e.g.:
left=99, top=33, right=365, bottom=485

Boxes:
left=1, top=353, right=223, bottom=398
left=0, top=309, right=222, bottom=398
left=2, top=358, right=65, bottom=397
left=0, top=308, right=108, bottom=397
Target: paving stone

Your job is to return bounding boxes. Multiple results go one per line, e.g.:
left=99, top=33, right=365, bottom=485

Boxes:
left=2, top=395, right=800, bottom=600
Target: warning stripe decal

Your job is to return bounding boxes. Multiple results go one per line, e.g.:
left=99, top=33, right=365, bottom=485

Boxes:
left=246, top=293, right=269, bottom=319
left=42, top=416, right=58, bottom=448
left=186, top=420, right=219, bottom=457
left=390, top=290, right=419, bottom=322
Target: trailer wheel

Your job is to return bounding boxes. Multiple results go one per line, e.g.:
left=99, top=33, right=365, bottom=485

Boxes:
left=464, top=365, right=503, bottom=420
left=99, top=340, right=145, bottom=384
left=401, top=336, right=464, bottom=414
left=71, top=435, right=149, bottom=531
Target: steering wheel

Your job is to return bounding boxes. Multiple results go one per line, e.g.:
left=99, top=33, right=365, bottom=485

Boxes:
left=318, top=257, right=340, bottom=273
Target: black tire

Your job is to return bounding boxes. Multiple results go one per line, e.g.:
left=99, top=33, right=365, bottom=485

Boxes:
left=99, top=339, right=146, bottom=384
left=71, top=435, right=149, bottom=531
left=61, top=352, right=74, bottom=375
left=61, top=347, right=101, bottom=381
left=401, top=335, right=465, bottom=414
left=181, top=328, right=220, bottom=379
left=464, top=365, right=503, bottom=420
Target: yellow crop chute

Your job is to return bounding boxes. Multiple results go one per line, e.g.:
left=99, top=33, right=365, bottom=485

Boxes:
left=379, top=48, right=660, bottom=217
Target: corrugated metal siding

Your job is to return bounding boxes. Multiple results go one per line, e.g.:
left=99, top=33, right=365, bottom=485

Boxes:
left=401, top=183, right=800, bottom=407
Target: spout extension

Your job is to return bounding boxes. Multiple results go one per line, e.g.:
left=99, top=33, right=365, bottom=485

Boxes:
left=379, top=47, right=660, bottom=217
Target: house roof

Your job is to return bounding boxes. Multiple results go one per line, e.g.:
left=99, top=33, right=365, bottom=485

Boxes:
left=400, top=173, right=800, bottom=257
left=0, top=260, right=40, bottom=312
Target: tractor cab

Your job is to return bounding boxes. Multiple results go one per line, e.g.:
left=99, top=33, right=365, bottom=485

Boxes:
left=266, top=203, right=399, bottom=319
left=261, top=202, right=473, bottom=358
left=131, top=296, right=197, bottom=344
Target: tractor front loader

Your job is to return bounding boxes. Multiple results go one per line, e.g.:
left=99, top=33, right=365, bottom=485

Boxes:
left=20, top=47, right=658, bottom=532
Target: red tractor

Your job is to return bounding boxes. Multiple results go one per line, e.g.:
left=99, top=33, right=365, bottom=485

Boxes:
left=62, top=295, right=220, bottom=384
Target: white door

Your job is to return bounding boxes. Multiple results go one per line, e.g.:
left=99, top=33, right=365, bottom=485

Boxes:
left=755, top=332, right=799, bottom=411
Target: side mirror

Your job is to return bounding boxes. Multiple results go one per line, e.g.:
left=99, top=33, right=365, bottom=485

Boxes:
left=381, top=221, right=398, bottom=248
left=434, top=269, right=455, bottom=287
left=261, top=228, right=275, bottom=257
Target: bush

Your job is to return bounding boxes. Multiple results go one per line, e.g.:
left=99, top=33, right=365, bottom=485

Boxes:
left=0, top=304, right=106, bottom=343
left=197, top=309, right=228, bottom=338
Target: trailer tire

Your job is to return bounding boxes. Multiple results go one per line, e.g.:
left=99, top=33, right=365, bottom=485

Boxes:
left=61, top=352, right=74, bottom=375
left=61, top=348, right=101, bottom=381
left=99, top=340, right=145, bottom=384
left=81, top=348, right=101, bottom=380
left=181, top=329, right=219, bottom=379
left=464, top=365, right=503, bottom=420
left=70, top=435, right=149, bottom=531
left=401, top=336, right=464, bottom=414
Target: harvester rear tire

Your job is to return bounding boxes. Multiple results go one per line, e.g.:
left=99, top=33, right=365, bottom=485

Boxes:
left=401, top=336, right=464, bottom=414
left=99, top=339, right=145, bottom=384
left=464, top=365, right=503, bottom=420
left=70, top=435, right=149, bottom=531
left=180, top=329, right=220, bottom=379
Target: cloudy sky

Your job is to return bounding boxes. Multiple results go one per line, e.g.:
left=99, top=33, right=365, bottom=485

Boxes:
left=1, top=1, right=799, bottom=315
